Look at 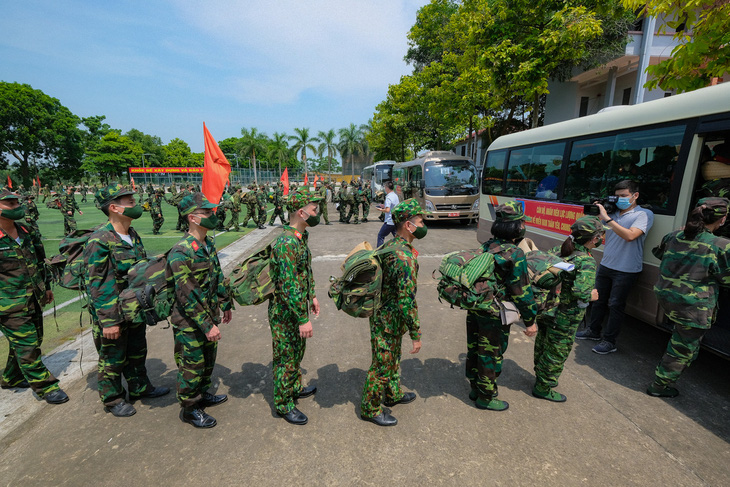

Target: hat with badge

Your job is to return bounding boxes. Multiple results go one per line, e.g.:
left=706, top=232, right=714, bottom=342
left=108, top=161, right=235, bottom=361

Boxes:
left=180, top=192, right=218, bottom=216
left=392, top=198, right=430, bottom=224
left=571, top=216, right=605, bottom=240
left=95, top=183, right=136, bottom=208
left=495, top=201, right=531, bottom=222
left=0, top=189, right=20, bottom=200
left=289, top=188, right=323, bottom=212
left=696, top=196, right=729, bottom=217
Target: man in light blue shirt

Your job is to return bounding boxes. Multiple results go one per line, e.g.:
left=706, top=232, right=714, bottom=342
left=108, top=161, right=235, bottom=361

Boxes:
left=576, top=180, right=654, bottom=354
left=376, top=181, right=399, bottom=247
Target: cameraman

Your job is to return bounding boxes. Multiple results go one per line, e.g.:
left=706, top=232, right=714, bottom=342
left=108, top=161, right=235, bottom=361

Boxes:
left=576, top=180, right=654, bottom=354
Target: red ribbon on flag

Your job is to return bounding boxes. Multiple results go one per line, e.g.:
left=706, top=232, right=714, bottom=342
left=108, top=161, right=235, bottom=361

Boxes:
left=202, top=123, right=232, bottom=207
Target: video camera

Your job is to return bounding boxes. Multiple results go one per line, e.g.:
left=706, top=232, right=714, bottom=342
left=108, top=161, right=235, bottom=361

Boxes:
left=584, top=195, right=618, bottom=216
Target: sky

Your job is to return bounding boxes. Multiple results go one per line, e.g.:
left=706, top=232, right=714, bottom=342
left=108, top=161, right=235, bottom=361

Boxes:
left=0, top=0, right=428, bottom=153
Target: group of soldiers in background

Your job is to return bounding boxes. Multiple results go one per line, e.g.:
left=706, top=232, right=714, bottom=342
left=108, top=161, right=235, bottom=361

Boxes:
left=335, top=178, right=373, bottom=224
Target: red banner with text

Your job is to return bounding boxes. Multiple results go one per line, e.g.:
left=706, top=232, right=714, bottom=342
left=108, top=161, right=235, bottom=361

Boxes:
left=129, top=167, right=204, bottom=174
left=516, top=199, right=585, bottom=236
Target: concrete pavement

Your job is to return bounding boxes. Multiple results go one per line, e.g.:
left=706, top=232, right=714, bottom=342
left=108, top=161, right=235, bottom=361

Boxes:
left=0, top=211, right=728, bottom=486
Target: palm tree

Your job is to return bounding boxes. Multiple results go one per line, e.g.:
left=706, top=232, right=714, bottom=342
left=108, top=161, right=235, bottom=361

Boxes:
left=338, top=123, right=364, bottom=177
left=268, top=132, right=290, bottom=176
left=317, top=129, right=339, bottom=182
left=289, top=127, right=319, bottom=178
left=238, top=127, right=267, bottom=184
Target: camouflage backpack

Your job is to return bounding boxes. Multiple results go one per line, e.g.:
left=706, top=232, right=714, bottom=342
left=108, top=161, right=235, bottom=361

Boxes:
left=434, top=249, right=498, bottom=312
left=118, top=251, right=174, bottom=326
left=328, top=242, right=394, bottom=318
left=49, top=226, right=103, bottom=290
left=517, top=238, right=575, bottom=312
left=228, top=228, right=288, bottom=306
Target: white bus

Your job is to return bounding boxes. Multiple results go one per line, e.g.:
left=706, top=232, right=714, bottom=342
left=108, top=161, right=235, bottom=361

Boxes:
left=478, top=82, right=730, bottom=356
left=394, top=151, right=480, bottom=224
left=362, top=160, right=396, bottom=201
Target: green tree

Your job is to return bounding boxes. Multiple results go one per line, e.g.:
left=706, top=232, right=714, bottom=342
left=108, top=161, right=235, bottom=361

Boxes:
left=0, top=82, right=83, bottom=185
left=81, top=132, right=143, bottom=182
left=124, top=128, right=164, bottom=167
left=268, top=132, right=291, bottom=176
left=622, top=0, right=730, bottom=92
left=162, top=138, right=195, bottom=167
left=338, top=124, right=364, bottom=176
left=289, top=127, right=319, bottom=177
left=238, top=127, right=267, bottom=183
left=405, top=0, right=460, bottom=71
left=317, top=129, right=339, bottom=181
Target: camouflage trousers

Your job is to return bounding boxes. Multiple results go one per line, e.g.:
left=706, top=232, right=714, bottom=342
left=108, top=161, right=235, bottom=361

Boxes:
left=533, top=307, right=586, bottom=391
left=652, top=320, right=706, bottom=388
left=176, top=209, right=188, bottom=232
left=173, top=323, right=217, bottom=408
left=91, top=319, right=153, bottom=406
left=256, top=205, right=268, bottom=226
left=318, top=202, right=329, bottom=224
left=345, top=202, right=357, bottom=223
left=152, top=215, right=164, bottom=234
left=269, top=206, right=286, bottom=225
left=465, top=312, right=510, bottom=400
left=268, top=309, right=306, bottom=414
left=360, top=321, right=404, bottom=418
left=358, top=202, right=369, bottom=221
left=0, top=298, right=59, bottom=397
left=24, top=219, right=40, bottom=237
left=226, top=210, right=240, bottom=231
left=337, top=202, right=346, bottom=221
left=241, top=204, right=257, bottom=227
left=216, top=208, right=227, bottom=231
left=63, top=213, right=77, bottom=235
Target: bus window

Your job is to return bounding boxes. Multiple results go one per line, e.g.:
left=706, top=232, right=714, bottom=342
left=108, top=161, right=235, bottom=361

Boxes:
left=505, top=142, right=564, bottom=199
left=565, top=125, right=686, bottom=211
left=424, top=161, right=477, bottom=196
left=482, top=150, right=507, bottom=195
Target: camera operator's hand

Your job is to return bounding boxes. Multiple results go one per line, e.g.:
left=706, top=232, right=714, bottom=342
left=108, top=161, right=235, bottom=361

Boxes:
left=594, top=202, right=610, bottom=221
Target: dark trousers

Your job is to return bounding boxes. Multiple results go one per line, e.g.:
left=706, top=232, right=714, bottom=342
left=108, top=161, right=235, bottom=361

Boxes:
left=588, top=265, right=641, bottom=345
left=377, top=223, right=396, bottom=247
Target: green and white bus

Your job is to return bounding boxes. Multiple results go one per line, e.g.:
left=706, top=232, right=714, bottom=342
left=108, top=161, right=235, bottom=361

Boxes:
left=393, top=151, right=480, bottom=224
left=478, top=82, right=730, bottom=356
left=362, top=160, right=396, bottom=201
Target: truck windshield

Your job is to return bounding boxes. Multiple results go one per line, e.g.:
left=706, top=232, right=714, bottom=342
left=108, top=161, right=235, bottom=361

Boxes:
left=424, top=161, right=478, bottom=196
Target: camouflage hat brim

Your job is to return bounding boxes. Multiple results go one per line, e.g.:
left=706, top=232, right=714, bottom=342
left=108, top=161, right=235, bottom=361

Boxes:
left=0, top=191, right=20, bottom=200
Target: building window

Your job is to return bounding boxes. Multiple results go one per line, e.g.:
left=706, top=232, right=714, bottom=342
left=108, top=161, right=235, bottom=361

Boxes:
left=579, top=96, right=589, bottom=117
left=622, top=88, right=631, bottom=105
left=461, top=145, right=466, bottom=156
left=664, top=92, right=672, bottom=98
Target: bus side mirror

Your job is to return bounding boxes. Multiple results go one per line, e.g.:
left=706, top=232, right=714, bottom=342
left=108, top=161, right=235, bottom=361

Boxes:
left=420, top=179, right=425, bottom=189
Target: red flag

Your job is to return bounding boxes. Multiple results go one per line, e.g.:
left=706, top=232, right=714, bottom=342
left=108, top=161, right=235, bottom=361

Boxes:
left=7, top=175, right=11, bottom=189
left=202, top=122, right=231, bottom=206
left=130, top=176, right=137, bottom=191
left=313, top=175, right=319, bottom=185
left=280, top=168, right=290, bottom=196
left=37, top=176, right=41, bottom=187
left=304, top=173, right=309, bottom=186
left=32, top=178, right=36, bottom=187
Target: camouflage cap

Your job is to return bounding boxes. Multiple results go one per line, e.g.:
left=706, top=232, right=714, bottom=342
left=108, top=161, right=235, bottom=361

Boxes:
left=180, top=192, right=218, bottom=216
left=392, top=198, right=430, bottom=224
left=289, top=188, right=323, bottom=211
left=0, top=189, right=21, bottom=200
left=571, top=216, right=605, bottom=239
left=697, top=197, right=730, bottom=217
left=95, top=183, right=136, bottom=208
left=495, top=201, right=531, bottom=222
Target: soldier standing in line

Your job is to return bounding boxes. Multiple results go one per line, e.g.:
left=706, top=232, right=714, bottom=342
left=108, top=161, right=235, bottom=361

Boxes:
left=255, top=183, right=268, bottom=230
left=24, top=193, right=41, bottom=236
left=465, top=201, right=537, bottom=412
left=268, top=188, right=322, bottom=425
left=0, top=189, right=68, bottom=404
left=148, top=189, right=165, bottom=235
left=345, top=179, right=358, bottom=224
left=170, top=182, right=178, bottom=196
left=533, top=216, right=603, bottom=402
left=315, top=180, right=331, bottom=225
left=83, top=183, right=170, bottom=417
left=269, top=181, right=287, bottom=226
left=80, top=182, right=88, bottom=203
left=225, top=187, right=242, bottom=231
left=168, top=193, right=233, bottom=428
left=362, top=181, right=372, bottom=222
left=241, top=185, right=258, bottom=229
left=62, top=185, right=83, bottom=236
left=216, top=192, right=229, bottom=231
left=647, top=197, right=730, bottom=397
left=360, top=199, right=425, bottom=427
left=328, top=182, right=336, bottom=203
left=176, top=185, right=193, bottom=233
left=337, top=180, right=347, bottom=222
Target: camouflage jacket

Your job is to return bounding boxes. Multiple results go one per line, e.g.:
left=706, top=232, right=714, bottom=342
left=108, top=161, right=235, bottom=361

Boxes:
left=25, top=200, right=40, bottom=223
left=83, top=222, right=146, bottom=328
left=269, top=226, right=315, bottom=325
left=653, top=229, right=730, bottom=329
left=316, top=186, right=327, bottom=205
left=541, top=244, right=596, bottom=320
left=475, top=238, right=538, bottom=326
left=149, top=195, right=163, bottom=215
left=273, top=188, right=284, bottom=207
left=168, top=234, right=232, bottom=333
left=256, top=189, right=267, bottom=207
left=373, top=235, right=421, bottom=340
left=62, top=193, right=79, bottom=214
left=229, top=193, right=242, bottom=212
left=0, top=222, right=50, bottom=314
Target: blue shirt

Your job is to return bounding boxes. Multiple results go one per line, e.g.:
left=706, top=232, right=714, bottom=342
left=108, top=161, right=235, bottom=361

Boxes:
left=384, top=191, right=399, bottom=225
left=600, top=206, right=654, bottom=273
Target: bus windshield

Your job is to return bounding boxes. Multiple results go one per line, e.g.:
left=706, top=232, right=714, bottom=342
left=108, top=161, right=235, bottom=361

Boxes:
left=376, top=166, right=392, bottom=184
left=424, top=160, right=478, bottom=196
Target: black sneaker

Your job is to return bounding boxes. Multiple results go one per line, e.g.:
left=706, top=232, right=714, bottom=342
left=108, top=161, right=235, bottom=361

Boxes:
left=592, top=340, right=617, bottom=354
left=575, top=329, right=601, bottom=341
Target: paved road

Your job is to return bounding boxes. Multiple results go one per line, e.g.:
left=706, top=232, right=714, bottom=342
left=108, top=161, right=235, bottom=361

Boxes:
left=1, top=212, right=728, bottom=486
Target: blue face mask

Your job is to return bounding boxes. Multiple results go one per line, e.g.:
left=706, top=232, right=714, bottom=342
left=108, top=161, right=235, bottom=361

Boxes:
left=616, top=196, right=632, bottom=210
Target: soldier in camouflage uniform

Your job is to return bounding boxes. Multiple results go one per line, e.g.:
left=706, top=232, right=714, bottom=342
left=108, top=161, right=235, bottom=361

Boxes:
left=61, top=186, right=82, bottom=236
left=533, top=217, right=603, bottom=402
left=216, top=192, right=230, bottom=231
left=268, top=188, right=323, bottom=425
left=360, top=198, right=425, bottom=426
left=337, top=180, right=347, bottom=222
left=255, top=184, right=268, bottom=229
left=41, top=185, right=50, bottom=203
left=466, top=201, right=537, bottom=411
left=0, top=189, right=68, bottom=404
left=83, top=183, right=170, bottom=417
left=170, top=182, right=178, bottom=196
left=226, top=187, right=243, bottom=231
left=23, top=193, right=41, bottom=236
left=697, top=143, right=730, bottom=238
left=358, top=181, right=370, bottom=223
left=241, top=185, right=258, bottom=228
left=168, top=192, right=233, bottom=428
left=147, top=189, right=164, bottom=235
left=79, top=182, right=88, bottom=202
left=647, top=197, right=730, bottom=397
left=344, top=179, right=358, bottom=224
left=315, top=180, right=331, bottom=225
left=175, top=186, right=192, bottom=232
left=269, top=181, right=287, bottom=226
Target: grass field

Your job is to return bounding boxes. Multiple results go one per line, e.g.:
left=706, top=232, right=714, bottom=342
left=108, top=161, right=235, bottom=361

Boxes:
left=0, top=193, right=266, bottom=360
